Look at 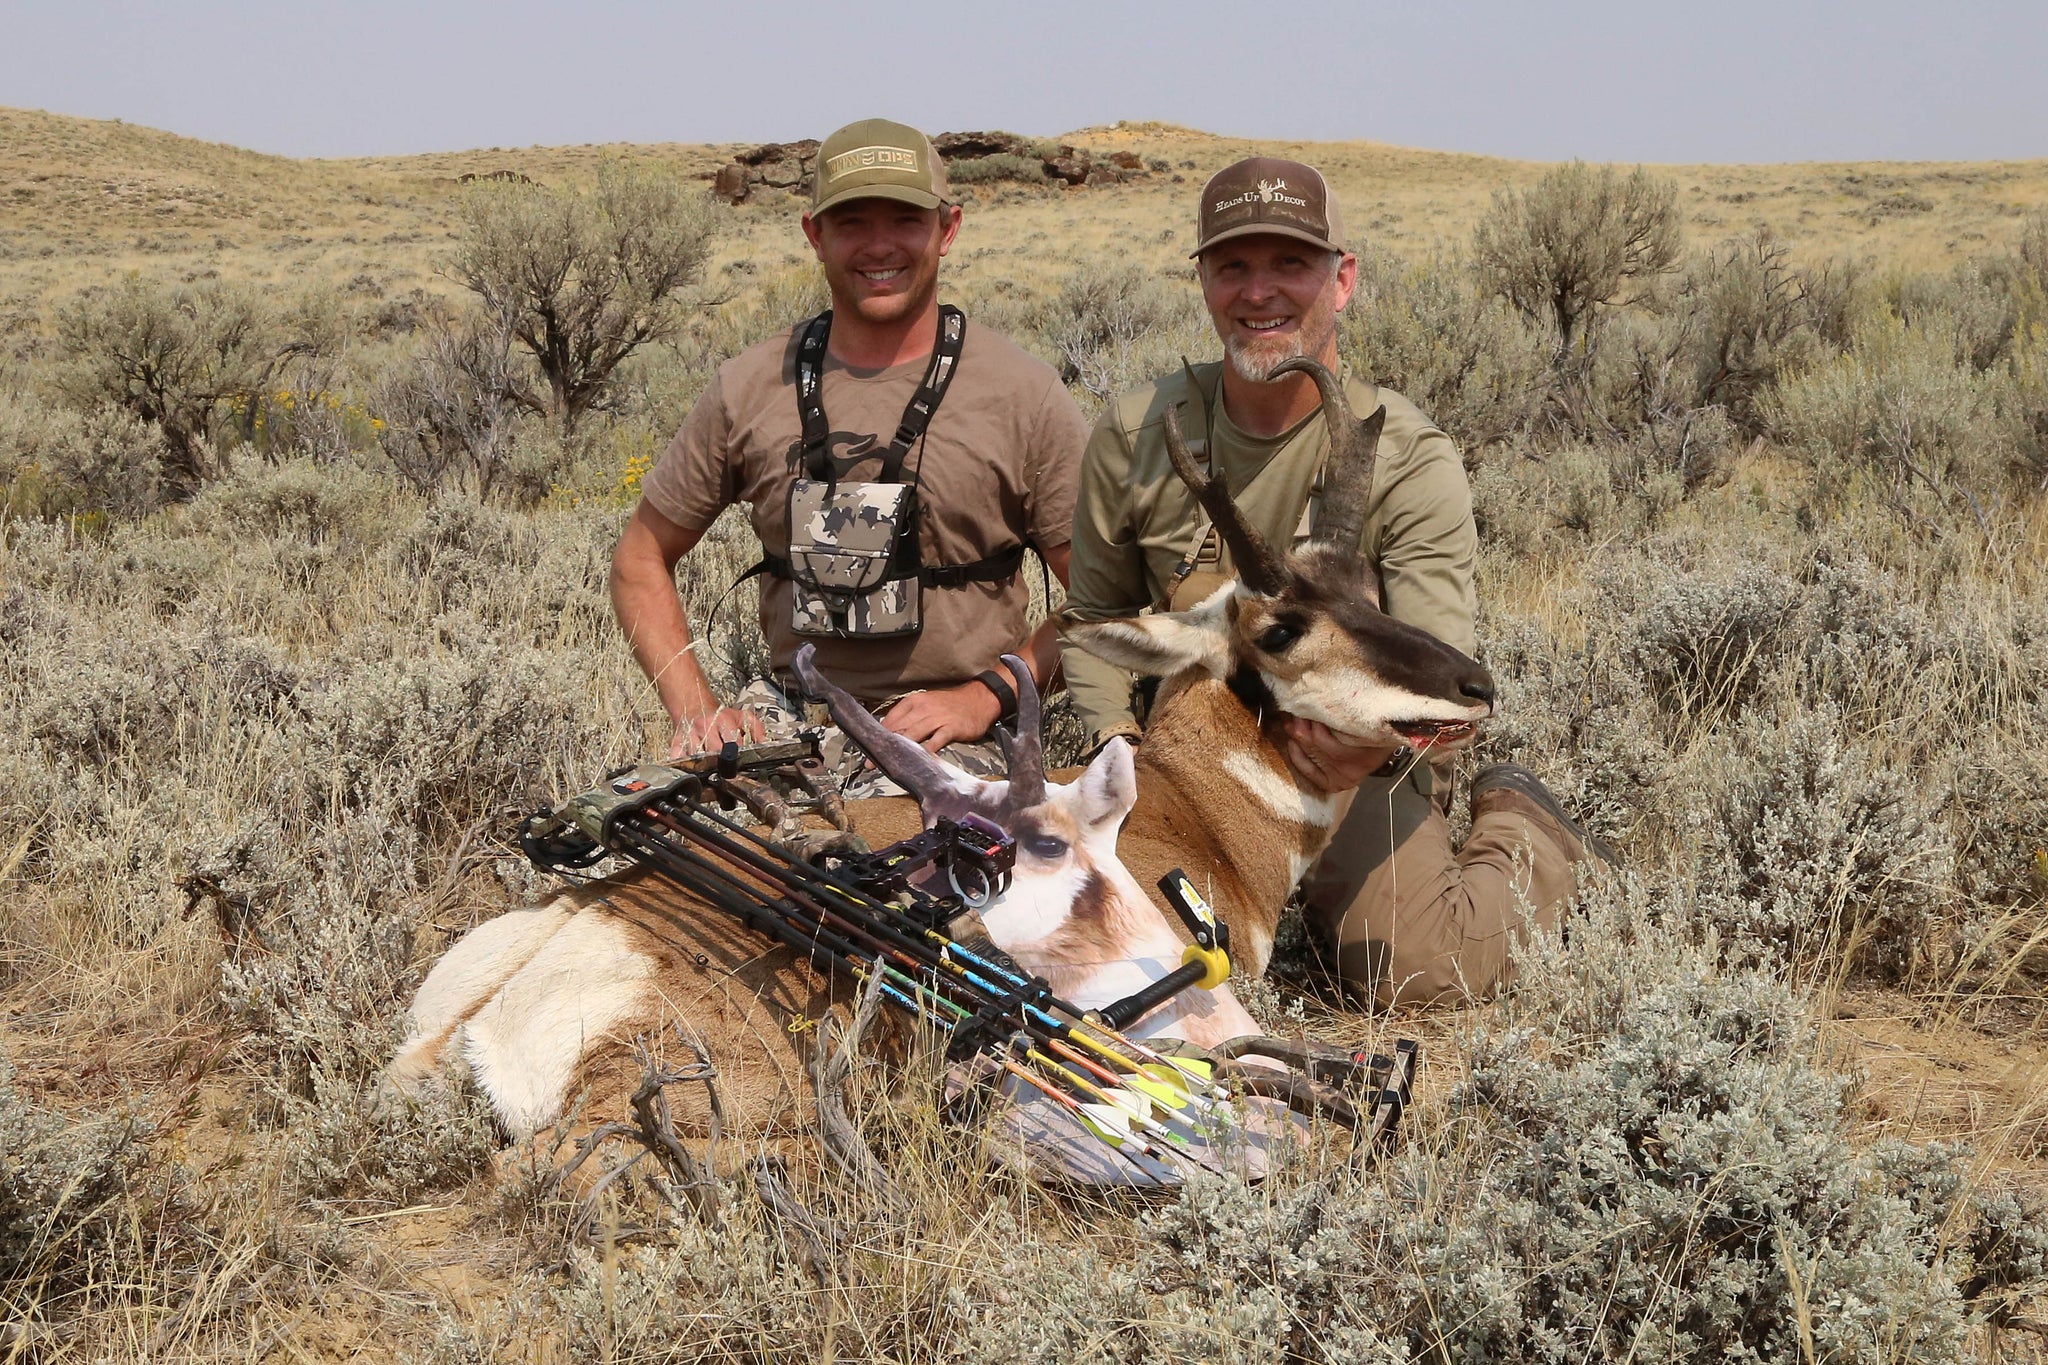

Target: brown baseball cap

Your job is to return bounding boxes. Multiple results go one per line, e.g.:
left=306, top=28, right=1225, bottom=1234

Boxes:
left=810, top=118, right=950, bottom=216
left=1191, top=156, right=1345, bottom=258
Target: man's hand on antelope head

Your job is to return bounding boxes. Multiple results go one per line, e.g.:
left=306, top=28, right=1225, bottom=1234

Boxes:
left=1282, top=718, right=1397, bottom=795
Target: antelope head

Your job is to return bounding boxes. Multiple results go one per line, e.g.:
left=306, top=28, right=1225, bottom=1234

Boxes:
left=1063, top=356, right=1495, bottom=752
left=791, top=646, right=1253, bottom=1040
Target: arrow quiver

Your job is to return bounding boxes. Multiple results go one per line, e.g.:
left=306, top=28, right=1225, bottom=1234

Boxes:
left=521, top=742, right=1419, bottom=1185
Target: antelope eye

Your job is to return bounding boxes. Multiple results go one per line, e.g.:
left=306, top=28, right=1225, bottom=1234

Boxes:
left=1023, top=833, right=1070, bottom=861
left=1256, top=621, right=1304, bottom=653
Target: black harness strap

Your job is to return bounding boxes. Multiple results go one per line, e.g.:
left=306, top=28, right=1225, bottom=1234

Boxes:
left=759, top=306, right=1026, bottom=594
left=796, top=305, right=966, bottom=484
left=753, top=542, right=1027, bottom=590
left=793, top=312, right=835, bottom=478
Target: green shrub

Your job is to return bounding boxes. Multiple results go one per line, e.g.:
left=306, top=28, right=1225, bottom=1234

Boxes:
left=1764, top=312, right=2026, bottom=515
left=210, top=789, right=500, bottom=1200
left=684, top=263, right=830, bottom=373
left=184, top=455, right=403, bottom=546
left=374, top=308, right=533, bottom=500
left=1686, top=705, right=1955, bottom=982
left=1894, top=259, right=2023, bottom=372
left=0, top=1057, right=152, bottom=1290
left=1471, top=610, right=1670, bottom=848
left=1339, top=247, right=1549, bottom=451
left=1111, top=880, right=2036, bottom=1363
left=1950, top=736, right=2048, bottom=923
left=50, top=275, right=275, bottom=496
left=1670, top=229, right=1842, bottom=434
left=452, top=161, right=718, bottom=432
left=552, top=1214, right=832, bottom=1363
left=0, top=393, right=168, bottom=519
left=295, top=642, right=609, bottom=837
left=1032, top=262, right=1208, bottom=412
left=1472, top=161, right=1683, bottom=358
left=1959, top=1184, right=2048, bottom=1326
left=1425, top=916, right=1967, bottom=1361
left=2004, top=326, right=2048, bottom=492
left=946, top=153, right=1050, bottom=186
left=1543, top=443, right=1626, bottom=533
left=1613, top=558, right=1796, bottom=718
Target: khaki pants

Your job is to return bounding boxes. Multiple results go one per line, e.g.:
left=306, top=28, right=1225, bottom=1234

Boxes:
left=1303, top=761, right=1582, bottom=1007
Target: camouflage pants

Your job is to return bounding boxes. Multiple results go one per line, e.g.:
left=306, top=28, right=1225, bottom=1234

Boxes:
left=732, top=677, right=1009, bottom=801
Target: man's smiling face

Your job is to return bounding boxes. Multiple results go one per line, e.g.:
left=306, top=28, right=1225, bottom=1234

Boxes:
left=1198, top=234, right=1357, bottom=382
left=803, top=197, right=962, bottom=328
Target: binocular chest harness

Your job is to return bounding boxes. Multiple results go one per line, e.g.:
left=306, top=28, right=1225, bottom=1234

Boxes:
left=751, top=306, right=1030, bottom=641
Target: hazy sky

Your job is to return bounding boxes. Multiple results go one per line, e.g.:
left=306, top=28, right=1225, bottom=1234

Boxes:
left=3, top=0, right=2042, bottom=163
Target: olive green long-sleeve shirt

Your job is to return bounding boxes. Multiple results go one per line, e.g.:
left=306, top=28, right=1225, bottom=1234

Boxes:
left=1061, top=361, right=1478, bottom=741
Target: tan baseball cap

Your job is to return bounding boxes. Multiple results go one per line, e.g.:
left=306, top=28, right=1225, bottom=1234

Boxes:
left=810, top=118, right=950, bottom=216
left=1191, top=156, right=1345, bottom=258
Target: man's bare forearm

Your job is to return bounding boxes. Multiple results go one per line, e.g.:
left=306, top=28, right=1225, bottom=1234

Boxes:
left=1015, top=617, right=1061, bottom=694
left=1020, top=543, right=1073, bottom=696
left=609, top=508, right=717, bottom=722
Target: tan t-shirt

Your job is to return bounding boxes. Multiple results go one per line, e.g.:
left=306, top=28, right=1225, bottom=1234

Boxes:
left=641, top=318, right=1087, bottom=702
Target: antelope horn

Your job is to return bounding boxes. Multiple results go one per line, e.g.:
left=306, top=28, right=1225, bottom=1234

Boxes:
left=789, top=645, right=973, bottom=823
left=1267, top=356, right=1386, bottom=559
left=993, top=653, right=1044, bottom=811
left=1162, top=377, right=1286, bottom=595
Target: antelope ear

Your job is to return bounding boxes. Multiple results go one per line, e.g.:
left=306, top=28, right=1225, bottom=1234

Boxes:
left=1060, top=584, right=1235, bottom=679
left=1071, top=737, right=1137, bottom=841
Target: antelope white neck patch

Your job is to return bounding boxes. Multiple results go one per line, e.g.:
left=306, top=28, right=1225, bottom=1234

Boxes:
left=1222, top=751, right=1336, bottom=827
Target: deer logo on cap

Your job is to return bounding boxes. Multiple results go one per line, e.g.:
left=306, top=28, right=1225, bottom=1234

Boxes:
left=1215, top=180, right=1309, bottom=213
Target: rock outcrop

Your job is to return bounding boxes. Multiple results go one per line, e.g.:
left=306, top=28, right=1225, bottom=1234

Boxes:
left=707, top=132, right=1149, bottom=204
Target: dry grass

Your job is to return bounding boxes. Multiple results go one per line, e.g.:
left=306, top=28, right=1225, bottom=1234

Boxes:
left=4, top=107, right=2048, bottom=1360
left=5, top=106, right=2047, bottom=314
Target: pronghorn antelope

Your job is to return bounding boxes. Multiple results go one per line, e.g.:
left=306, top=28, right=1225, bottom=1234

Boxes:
left=385, top=652, right=1262, bottom=1145
left=385, top=356, right=1493, bottom=1148
left=1056, top=356, right=1496, bottom=977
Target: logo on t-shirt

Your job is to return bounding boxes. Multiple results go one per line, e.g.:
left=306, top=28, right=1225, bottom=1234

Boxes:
left=786, top=430, right=886, bottom=480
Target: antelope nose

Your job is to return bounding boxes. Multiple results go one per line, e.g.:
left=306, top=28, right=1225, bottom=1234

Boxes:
left=1461, top=672, right=1496, bottom=707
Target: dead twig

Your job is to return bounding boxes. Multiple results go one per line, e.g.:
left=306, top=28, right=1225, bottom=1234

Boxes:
left=673, top=1024, right=724, bottom=1177
left=550, top=1042, right=725, bottom=1239
left=749, top=1154, right=843, bottom=1287
left=627, top=1043, right=721, bottom=1223
left=809, top=965, right=900, bottom=1204
left=549, top=1119, right=636, bottom=1192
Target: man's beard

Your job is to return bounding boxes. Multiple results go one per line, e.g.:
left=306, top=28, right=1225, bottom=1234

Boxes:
left=1223, top=291, right=1340, bottom=383
left=1225, top=328, right=1304, bottom=383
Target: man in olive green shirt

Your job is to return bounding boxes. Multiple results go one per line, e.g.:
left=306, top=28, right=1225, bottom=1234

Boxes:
left=1061, top=156, right=1598, bottom=1006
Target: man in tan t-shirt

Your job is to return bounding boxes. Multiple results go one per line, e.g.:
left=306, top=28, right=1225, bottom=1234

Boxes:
left=1061, top=156, right=1606, bottom=1006
left=613, top=119, right=1086, bottom=783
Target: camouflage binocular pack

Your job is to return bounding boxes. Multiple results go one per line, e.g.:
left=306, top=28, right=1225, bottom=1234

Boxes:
left=783, top=477, right=925, bottom=638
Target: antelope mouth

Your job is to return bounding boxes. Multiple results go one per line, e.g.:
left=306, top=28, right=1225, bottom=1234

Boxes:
left=1391, top=719, right=1477, bottom=748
